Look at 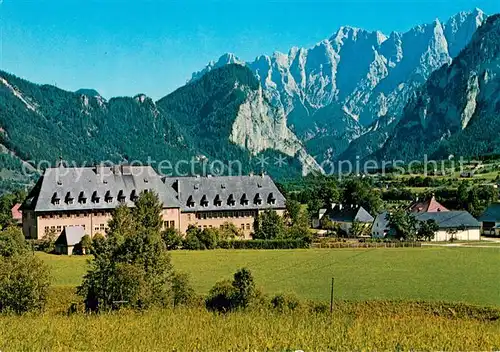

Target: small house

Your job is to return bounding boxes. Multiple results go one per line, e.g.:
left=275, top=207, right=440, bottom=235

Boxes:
left=323, top=204, right=374, bottom=234
left=55, top=226, right=86, bottom=255
left=372, top=211, right=390, bottom=238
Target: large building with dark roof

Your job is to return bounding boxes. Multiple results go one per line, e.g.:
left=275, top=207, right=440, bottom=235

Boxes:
left=167, top=174, right=286, bottom=238
left=21, top=165, right=286, bottom=240
left=21, top=165, right=181, bottom=239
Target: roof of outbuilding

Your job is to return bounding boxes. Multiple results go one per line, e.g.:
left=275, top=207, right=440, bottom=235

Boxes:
left=324, top=204, right=374, bottom=223
left=23, top=165, right=180, bottom=212
left=55, top=226, right=85, bottom=246
left=478, top=203, right=500, bottom=222
left=372, top=211, right=390, bottom=231
left=414, top=211, right=480, bottom=229
left=169, top=175, right=286, bottom=212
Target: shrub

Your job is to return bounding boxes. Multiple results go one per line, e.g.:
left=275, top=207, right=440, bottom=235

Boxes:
left=0, top=226, right=29, bottom=257
left=0, top=254, right=50, bottom=314
left=217, top=239, right=309, bottom=250
left=205, top=279, right=237, bottom=312
left=162, top=228, right=184, bottom=250
left=40, top=229, right=57, bottom=253
left=232, top=268, right=255, bottom=309
left=91, top=233, right=106, bottom=254
left=80, top=234, right=92, bottom=254
left=271, top=293, right=300, bottom=312
left=172, top=271, right=195, bottom=307
left=183, top=231, right=205, bottom=250
left=205, top=268, right=256, bottom=312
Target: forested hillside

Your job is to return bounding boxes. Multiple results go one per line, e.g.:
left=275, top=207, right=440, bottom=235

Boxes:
left=0, top=64, right=308, bottom=193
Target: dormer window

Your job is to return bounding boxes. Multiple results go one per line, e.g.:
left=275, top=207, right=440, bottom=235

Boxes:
left=241, top=193, right=249, bottom=206
left=144, top=178, right=149, bottom=183
left=65, top=192, right=74, bottom=205
left=105, top=190, right=113, bottom=203
left=221, top=184, right=226, bottom=189
left=254, top=193, right=263, bottom=205
left=78, top=191, right=87, bottom=204
left=214, top=195, right=222, bottom=207
left=257, top=183, right=262, bottom=188
left=267, top=192, right=276, bottom=205
left=200, top=195, right=209, bottom=207
left=92, top=191, right=100, bottom=204
left=117, top=190, right=126, bottom=204
left=187, top=195, right=195, bottom=208
left=52, top=192, right=61, bottom=205
left=130, top=189, right=138, bottom=202
left=227, top=194, right=235, bottom=206
left=194, top=184, right=199, bottom=190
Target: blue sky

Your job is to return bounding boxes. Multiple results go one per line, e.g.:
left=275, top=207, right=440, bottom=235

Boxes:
left=1, top=0, right=499, bottom=99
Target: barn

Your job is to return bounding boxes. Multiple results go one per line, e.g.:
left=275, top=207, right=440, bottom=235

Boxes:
left=415, top=211, right=481, bottom=241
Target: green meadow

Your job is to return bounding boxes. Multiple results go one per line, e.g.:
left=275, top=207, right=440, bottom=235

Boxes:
left=39, top=247, right=500, bottom=306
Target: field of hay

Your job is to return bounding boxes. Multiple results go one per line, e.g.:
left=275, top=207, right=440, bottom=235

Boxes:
left=1, top=247, right=499, bottom=350
left=1, top=301, right=500, bottom=351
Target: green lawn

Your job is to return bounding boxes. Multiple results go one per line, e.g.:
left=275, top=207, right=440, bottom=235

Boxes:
left=38, top=247, right=500, bottom=306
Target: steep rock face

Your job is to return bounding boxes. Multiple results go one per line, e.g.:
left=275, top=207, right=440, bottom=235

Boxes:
left=229, top=87, right=320, bottom=175
left=377, top=14, right=500, bottom=161
left=191, top=9, right=486, bottom=161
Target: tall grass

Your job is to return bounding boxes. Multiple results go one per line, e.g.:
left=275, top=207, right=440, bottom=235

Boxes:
left=1, top=304, right=499, bottom=351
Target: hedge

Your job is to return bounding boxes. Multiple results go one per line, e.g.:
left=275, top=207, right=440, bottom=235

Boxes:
left=216, top=239, right=309, bottom=250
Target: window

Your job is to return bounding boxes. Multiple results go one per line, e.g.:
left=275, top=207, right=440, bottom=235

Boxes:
left=99, top=224, right=105, bottom=231
left=163, top=221, right=168, bottom=228
left=246, top=223, right=250, bottom=230
left=188, top=214, right=192, bottom=221
left=56, top=226, right=62, bottom=232
left=44, top=226, right=49, bottom=233
left=169, top=221, right=175, bottom=228
left=54, top=200, right=60, bottom=205
left=220, top=225, right=224, bottom=229
left=241, top=224, right=245, bottom=230
left=95, top=226, right=99, bottom=232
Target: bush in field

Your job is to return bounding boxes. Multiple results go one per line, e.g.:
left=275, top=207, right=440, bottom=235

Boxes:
left=205, top=280, right=237, bottom=312
left=232, top=268, right=255, bottom=309
left=0, top=226, right=29, bottom=257
left=205, top=268, right=256, bottom=312
left=271, top=293, right=300, bottom=312
left=78, top=192, right=187, bottom=312
left=172, top=271, right=195, bottom=307
left=0, top=253, right=50, bottom=314
left=162, top=227, right=184, bottom=250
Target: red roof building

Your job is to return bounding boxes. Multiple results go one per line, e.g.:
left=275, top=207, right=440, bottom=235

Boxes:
left=409, top=196, right=449, bottom=213
left=11, top=203, right=22, bottom=225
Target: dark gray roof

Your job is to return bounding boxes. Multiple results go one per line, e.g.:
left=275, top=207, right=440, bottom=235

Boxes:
left=169, top=175, right=286, bottom=212
left=414, top=211, right=480, bottom=229
left=478, top=203, right=500, bottom=222
left=324, top=204, right=374, bottom=223
left=373, top=211, right=390, bottom=231
left=27, top=165, right=179, bottom=212
left=55, top=226, right=85, bottom=246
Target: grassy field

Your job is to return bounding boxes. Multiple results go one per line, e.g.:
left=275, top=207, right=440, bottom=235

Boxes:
left=38, top=246, right=500, bottom=306
left=2, top=304, right=500, bottom=351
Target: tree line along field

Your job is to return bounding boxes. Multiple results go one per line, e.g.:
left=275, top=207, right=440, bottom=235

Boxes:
left=40, top=247, right=500, bottom=306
